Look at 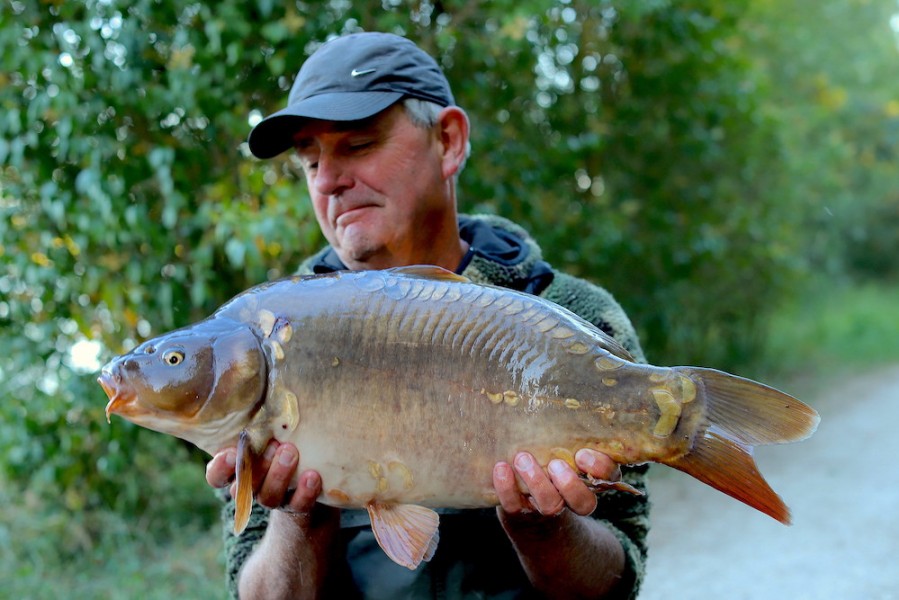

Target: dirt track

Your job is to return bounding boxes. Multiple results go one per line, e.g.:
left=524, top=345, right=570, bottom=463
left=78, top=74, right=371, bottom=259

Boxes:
left=640, top=364, right=899, bottom=600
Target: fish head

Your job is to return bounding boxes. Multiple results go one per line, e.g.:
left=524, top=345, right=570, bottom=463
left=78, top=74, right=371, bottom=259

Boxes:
left=99, top=318, right=267, bottom=453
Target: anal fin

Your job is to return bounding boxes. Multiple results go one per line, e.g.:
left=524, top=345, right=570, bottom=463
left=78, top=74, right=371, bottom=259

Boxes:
left=367, top=502, right=440, bottom=569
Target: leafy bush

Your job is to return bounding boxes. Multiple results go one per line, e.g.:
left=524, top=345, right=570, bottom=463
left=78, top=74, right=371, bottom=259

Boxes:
left=844, top=197, right=899, bottom=281
left=742, top=0, right=899, bottom=284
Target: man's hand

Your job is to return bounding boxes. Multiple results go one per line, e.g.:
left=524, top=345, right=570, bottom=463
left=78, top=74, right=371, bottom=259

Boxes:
left=206, top=441, right=323, bottom=515
left=493, top=449, right=627, bottom=598
left=207, top=442, right=341, bottom=599
left=493, top=448, right=618, bottom=518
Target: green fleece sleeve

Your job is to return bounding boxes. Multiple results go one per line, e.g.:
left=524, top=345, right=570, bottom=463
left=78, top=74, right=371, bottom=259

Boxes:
left=540, top=271, right=650, bottom=599
left=219, top=490, right=269, bottom=600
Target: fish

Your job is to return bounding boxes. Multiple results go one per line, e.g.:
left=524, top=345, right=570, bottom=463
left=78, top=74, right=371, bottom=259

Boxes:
left=98, top=265, right=819, bottom=569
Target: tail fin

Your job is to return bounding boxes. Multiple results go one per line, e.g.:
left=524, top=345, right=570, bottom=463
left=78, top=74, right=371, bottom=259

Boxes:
left=662, top=367, right=820, bottom=524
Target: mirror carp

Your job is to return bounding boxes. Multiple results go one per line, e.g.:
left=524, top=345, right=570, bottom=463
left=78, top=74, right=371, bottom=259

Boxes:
left=99, top=266, right=819, bottom=569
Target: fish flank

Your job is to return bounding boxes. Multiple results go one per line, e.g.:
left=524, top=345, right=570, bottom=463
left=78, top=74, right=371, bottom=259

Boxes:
left=489, top=327, right=519, bottom=365
left=443, top=306, right=475, bottom=350
left=428, top=283, right=448, bottom=302
left=472, top=287, right=499, bottom=309
left=469, top=315, right=504, bottom=360
left=391, top=296, right=421, bottom=340
left=516, top=304, right=542, bottom=324
left=419, top=307, right=445, bottom=347
left=384, top=279, right=412, bottom=301
left=453, top=315, right=483, bottom=356
left=458, top=286, right=485, bottom=306
left=430, top=306, right=460, bottom=349
left=443, top=308, right=471, bottom=351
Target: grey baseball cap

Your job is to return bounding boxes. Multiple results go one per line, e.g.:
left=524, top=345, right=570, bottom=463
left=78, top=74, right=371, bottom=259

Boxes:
left=247, top=32, right=455, bottom=159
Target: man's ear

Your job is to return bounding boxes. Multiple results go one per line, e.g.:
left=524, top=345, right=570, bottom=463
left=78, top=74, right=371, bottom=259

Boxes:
left=437, top=106, right=470, bottom=179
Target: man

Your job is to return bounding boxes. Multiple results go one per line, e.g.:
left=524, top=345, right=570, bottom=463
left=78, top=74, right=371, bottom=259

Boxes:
left=205, top=32, right=649, bottom=599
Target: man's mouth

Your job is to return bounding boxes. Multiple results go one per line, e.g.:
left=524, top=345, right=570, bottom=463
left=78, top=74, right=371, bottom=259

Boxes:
left=335, top=204, right=378, bottom=226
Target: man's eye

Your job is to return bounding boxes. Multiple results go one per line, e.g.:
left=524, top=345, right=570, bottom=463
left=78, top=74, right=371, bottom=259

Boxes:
left=349, top=141, right=373, bottom=151
left=296, top=157, right=318, bottom=173
left=294, top=146, right=318, bottom=167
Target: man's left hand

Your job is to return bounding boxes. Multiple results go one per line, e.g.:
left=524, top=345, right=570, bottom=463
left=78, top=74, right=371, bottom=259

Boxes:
left=493, top=449, right=618, bottom=518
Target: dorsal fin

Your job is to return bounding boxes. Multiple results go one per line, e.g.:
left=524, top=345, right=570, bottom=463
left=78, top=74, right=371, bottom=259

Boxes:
left=386, top=265, right=470, bottom=283
left=591, top=327, right=636, bottom=362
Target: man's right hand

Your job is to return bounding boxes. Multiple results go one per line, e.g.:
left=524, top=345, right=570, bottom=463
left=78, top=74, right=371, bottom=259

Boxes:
left=207, top=442, right=342, bottom=599
left=205, top=441, right=324, bottom=516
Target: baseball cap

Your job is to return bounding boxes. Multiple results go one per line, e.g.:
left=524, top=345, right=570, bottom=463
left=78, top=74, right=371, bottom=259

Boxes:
left=247, top=32, right=455, bottom=159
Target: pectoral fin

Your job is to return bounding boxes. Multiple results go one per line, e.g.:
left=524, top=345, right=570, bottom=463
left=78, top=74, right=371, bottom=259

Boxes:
left=233, top=430, right=254, bottom=534
left=581, top=474, right=643, bottom=496
left=366, top=502, right=440, bottom=570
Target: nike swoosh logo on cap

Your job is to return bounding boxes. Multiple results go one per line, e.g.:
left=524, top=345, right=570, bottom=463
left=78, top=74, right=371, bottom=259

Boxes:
left=351, top=68, right=377, bottom=77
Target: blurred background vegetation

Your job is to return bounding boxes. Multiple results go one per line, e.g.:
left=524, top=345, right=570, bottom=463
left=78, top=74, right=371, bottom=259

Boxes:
left=1, top=0, right=898, bottom=596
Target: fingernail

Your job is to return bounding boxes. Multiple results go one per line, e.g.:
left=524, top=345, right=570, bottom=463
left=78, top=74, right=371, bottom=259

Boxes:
left=278, top=447, right=296, bottom=467
left=263, top=442, right=278, bottom=461
left=576, top=449, right=596, bottom=469
left=515, top=453, right=534, bottom=472
left=494, top=463, right=509, bottom=482
left=548, top=460, right=566, bottom=476
left=305, top=473, right=318, bottom=489
left=224, top=450, right=236, bottom=468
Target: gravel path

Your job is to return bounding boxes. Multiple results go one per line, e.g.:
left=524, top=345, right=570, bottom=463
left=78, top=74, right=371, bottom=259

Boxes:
left=640, top=364, right=899, bottom=600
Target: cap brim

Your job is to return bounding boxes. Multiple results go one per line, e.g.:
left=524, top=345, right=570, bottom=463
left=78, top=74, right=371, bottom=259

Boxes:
left=247, top=91, right=404, bottom=159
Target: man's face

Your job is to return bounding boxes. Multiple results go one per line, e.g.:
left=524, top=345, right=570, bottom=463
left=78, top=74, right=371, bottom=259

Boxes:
left=292, top=104, right=451, bottom=270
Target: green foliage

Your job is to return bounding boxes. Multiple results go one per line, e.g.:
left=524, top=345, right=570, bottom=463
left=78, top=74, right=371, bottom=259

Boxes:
left=844, top=196, right=899, bottom=280
left=1, top=0, right=324, bottom=542
left=742, top=0, right=899, bottom=281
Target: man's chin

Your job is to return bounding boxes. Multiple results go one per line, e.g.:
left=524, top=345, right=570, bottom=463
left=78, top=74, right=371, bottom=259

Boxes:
left=334, top=238, right=381, bottom=269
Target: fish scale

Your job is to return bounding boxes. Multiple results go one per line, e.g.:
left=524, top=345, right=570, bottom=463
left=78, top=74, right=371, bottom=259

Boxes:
left=99, top=265, right=819, bottom=570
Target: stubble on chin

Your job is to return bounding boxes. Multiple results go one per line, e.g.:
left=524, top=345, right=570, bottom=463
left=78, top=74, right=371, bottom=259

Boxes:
left=334, top=227, right=380, bottom=267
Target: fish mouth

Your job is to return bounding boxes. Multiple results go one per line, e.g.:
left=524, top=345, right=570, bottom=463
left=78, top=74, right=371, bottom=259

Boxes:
left=98, top=370, right=136, bottom=424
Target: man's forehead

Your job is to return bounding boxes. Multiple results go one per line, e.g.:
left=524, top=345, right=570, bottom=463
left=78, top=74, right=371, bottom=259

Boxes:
left=292, top=104, right=404, bottom=144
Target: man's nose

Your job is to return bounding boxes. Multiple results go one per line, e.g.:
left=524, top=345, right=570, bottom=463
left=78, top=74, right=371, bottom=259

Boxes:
left=313, top=154, right=352, bottom=197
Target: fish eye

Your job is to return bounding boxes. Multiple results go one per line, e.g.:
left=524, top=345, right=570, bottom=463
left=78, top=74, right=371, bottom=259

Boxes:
left=163, top=350, right=185, bottom=366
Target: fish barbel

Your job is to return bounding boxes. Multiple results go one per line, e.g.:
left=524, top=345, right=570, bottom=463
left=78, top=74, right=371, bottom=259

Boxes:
left=98, top=266, right=819, bottom=569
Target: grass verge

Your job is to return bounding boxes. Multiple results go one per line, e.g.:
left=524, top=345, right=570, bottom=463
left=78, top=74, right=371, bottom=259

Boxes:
left=753, top=278, right=899, bottom=396
left=0, top=476, right=225, bottom=599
